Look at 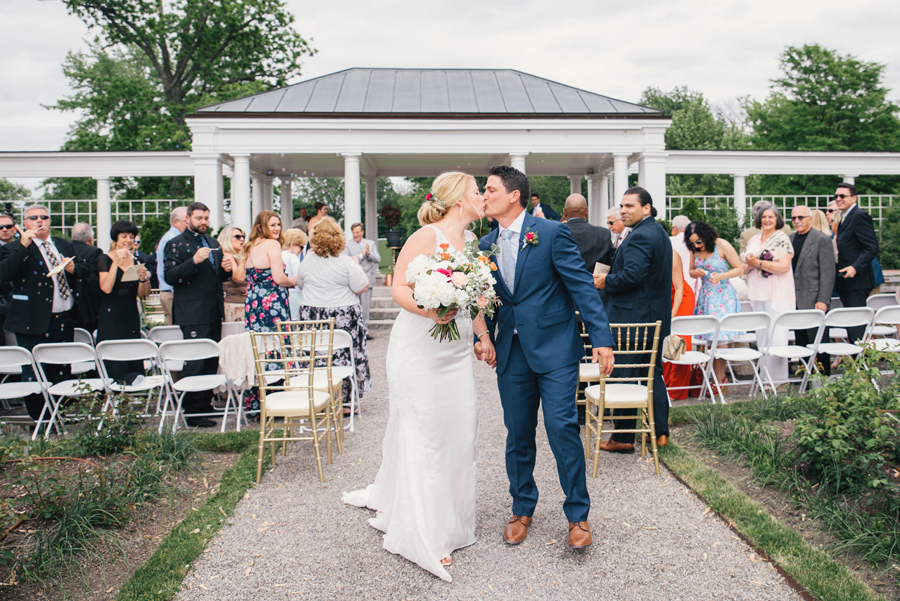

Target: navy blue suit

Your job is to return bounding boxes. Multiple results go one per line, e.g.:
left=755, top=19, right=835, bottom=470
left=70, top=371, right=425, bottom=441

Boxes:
left=480, top=212, right=613, bottom=522
left=603, top=215, right=672, bottom=443
left=835, top=205, right=879, bottom=343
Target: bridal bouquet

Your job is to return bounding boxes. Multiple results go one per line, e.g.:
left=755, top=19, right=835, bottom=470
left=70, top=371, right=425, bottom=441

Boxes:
left=407, top=240, right=500, bottom=342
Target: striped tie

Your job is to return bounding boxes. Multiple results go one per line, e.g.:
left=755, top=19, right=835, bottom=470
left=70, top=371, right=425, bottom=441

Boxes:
left=43, top=241, right=71, bottom=300
left=500, top=229, right=517, bottom=292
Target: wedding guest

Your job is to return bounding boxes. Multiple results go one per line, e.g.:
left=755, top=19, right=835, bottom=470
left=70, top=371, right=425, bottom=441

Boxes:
left=70, top=222, right=103, bottom=332
left=282, top=228, right=307, bottom=321
left=0, top=212, right=15, bottom=334
left=742, top=206, right=795, bottom=387
left=217, top=226, right=248, bottom=322
left=298, top=217, right=371, bottom=412
left=164, top=202, right=233, bottom=428
left=97, top=220, right=151, bottom=383
left=663, top=250, right=696, bottom=400
left=608, top=207, right=630, bottom=250
left=291, top=207, right=310, bottom=233
left=528, top=193, right=560, bottom=221
left=810, top=209, right=831, bottom=237
left=306, top=202, right=328, bottom=239
left=343, top=222, right=381, bottom=339
left=833, top=183, right=879, bottom=342
left=670, top=214, right=699, bottom=294
left=0, top=204, right=90, bottom=420
left=685, top=220, right=743, bottom=389
left=156, top=207, right=189, bottom=325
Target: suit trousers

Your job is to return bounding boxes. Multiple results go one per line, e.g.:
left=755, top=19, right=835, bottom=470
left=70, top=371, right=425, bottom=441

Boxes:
left=610, top=346, right=670, bottom=444
left=794, top=327, right=831, bottom=376
left=837, top=287, right=869, bottom=343
left=497, top=334, right=590, bottom=522
left=160, top=291, right=174, bottom=326
left=18, top=311, right=74, bottom=420
left=178, top=322, right=221, bottom=414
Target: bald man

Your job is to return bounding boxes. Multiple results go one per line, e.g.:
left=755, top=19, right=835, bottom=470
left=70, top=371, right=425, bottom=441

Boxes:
left=564, top=194, right=615, bottom=275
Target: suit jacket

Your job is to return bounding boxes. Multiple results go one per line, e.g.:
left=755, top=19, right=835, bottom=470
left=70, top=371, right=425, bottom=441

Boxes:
left=0, top=237, right=90, bottom=335
left=604, top=216, right=672, bottom=341
left=479, top=212, right=614, bottom=374
left=72, top=240, right=104, bottom=330
left=343, top=237, right=381, bottom=287
left=528, top=203, right=560, bottom=221
left=835, top=205, right=878, bottom=292
left=790, top=228, right=836, bottom=310
left=565, top=218, right=615, bottom=272
left=163, top=229, right=231, bottom=326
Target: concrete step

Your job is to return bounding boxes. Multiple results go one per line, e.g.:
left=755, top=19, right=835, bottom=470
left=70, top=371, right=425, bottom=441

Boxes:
left=368, top=319, right=396, bottom=332
left=370, top=307, right=401, bottom=320
left=371, top=297, right=398, bottom=309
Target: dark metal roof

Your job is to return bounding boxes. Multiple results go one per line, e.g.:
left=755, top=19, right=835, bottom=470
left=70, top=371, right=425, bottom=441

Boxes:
left=195, top=68, right=662, bottom=118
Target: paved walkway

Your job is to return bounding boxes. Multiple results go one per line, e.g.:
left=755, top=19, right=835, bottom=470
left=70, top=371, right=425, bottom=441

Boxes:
left=177, top=334, right=803, bottom=601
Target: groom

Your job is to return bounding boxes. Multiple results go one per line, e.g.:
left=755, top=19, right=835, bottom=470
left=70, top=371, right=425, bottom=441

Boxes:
left=475, top=166, right=615, bottom=549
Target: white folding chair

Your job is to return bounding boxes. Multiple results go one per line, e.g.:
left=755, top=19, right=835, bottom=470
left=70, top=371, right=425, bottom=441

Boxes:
left=713, top=312, right=771, bottom=398
left=662, top=315, right=722, bottom=403
left=0, top=347, right=49, bottom=429
left=866, top=305, right=900, bottom=352
left=866, top=293, right=897, bottom=311
left=332, top=329, right=360, bottom=430
left=156, top=339, right=239, bottom=433
left=148, top=325, right=184, bottom=373
left=30, top=342, right=105, bottom=440
left=759, top=310, right=825, bottom=393
left=71, top=327, right=97, bottom=376
left=221, top=321, right=245, bottom=338
left=95, top=339, right=166, bottom=417
left=864, top=295, right=899, bottom=338
left=816, top=307, right=875, bottom=375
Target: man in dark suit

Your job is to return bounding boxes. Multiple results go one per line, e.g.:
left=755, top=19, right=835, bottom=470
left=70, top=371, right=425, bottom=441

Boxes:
left=834, top=182, right=879, bottom=343
left=71, top=222, right=103, bottom=333
left=563, top=194, right=614, bottom=273
left=527, top=193, right=560, bottom=221
left=595, top=187, right=672, bottom=452
left=0, top=211, right=19, bottom=335
left=0, top=205, right=90, bottom=419
left=164, top=202, right=233, bottom=427
left=790, top=205, right=836, bottom=375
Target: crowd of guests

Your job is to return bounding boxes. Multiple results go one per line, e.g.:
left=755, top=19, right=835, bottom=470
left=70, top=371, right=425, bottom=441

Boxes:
left=0, top=202, right=376, bottom=428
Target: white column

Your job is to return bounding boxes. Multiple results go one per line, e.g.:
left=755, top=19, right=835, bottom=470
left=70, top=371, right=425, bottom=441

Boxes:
left=364, top=176, right=378, bottom=241
left=733, top=173, right=748, bottom=227
left=613, top=153, right=629, bottom=206
left=280, top=177, right=293, bottom=227
left=192, top=155, right=223, bottom=229
left=639, top=152, right=668, bottom=222
left=231, top=154, right=252, bottom=231
left=509, top=152, right=528, bottom=174
left=251, top=175, right=262, bottom=219
left=568, top=174, right=582, bottom=197
left=261, top=177, right=274, bottom=212
left=599, top=174, right=610, bottom=226
left=343, top=153, right=362, bottom=236
left=840, top=174, right=856, bottom=185
left=586, top=174, right=596, bottom=221
left=95, top=177, right=112, bottom=250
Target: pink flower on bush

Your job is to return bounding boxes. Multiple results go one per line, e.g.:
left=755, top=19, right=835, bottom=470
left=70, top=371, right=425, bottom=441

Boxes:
left=450, top=272, right=469, bottom=287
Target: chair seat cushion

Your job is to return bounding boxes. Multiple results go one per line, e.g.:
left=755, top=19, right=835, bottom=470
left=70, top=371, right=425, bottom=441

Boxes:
left=264, top=389, right=332, bottom=415
left=584, top=383, right=649, bottom=405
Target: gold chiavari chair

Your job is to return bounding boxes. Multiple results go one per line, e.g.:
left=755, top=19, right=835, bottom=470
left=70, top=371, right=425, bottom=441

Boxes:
left=584, top=321, right=663, bottom=477
left=575, top=317, right=601, bottom=461
left=250, top=329, right=337, bottom=483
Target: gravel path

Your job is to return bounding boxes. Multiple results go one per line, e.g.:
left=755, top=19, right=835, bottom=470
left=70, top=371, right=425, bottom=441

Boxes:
left=177, top=333, right=803, bottom=601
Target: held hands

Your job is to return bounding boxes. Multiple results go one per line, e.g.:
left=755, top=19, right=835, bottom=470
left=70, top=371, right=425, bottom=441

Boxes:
left=593, top=347, right=615, bottom=375
left=474, top=340, right=497, bottom=368
left=193, top=247, right=211, bottom=264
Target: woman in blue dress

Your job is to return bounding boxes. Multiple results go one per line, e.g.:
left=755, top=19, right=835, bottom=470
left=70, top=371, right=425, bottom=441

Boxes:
left=684, top=220, right=743, bottom=388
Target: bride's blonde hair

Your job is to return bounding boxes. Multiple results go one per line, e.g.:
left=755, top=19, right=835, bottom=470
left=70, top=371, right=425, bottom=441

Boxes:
left=417, top=171, right=473, bottom=226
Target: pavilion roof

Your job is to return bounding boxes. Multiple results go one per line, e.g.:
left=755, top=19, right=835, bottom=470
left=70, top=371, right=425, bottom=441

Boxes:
left=194, top=68, right=662, bottom=118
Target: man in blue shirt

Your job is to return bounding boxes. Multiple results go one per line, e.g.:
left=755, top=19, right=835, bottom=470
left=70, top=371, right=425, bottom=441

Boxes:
left=156, top=207, right=188, bottom=325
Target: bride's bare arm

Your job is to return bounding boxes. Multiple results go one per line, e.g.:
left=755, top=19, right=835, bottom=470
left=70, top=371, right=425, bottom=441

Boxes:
left=472, top=314, right=495, bottom=364
left=391, top=228, right=457, bottom=324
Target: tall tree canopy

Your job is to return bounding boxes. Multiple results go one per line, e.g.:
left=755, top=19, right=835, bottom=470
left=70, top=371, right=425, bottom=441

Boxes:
left=48, top=0, right=315, bottom=199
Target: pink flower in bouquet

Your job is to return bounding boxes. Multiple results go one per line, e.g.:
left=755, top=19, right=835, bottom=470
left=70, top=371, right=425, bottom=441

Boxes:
left=450, top=272, right=469, bottom=287
left=477, top=296, right=488, bottom=308
left=434, top=267, right=452, bottom=279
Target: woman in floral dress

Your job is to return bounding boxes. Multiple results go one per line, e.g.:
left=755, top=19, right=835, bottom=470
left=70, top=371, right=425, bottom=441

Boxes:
left=243, top=211, right=296, bottom=412
left=684, top=220, right=743, bottom=388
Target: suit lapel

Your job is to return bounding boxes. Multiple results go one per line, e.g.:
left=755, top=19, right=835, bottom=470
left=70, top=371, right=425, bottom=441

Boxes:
left=513, top=212, right=537, bottom=293
left=482, top=229, right=512, bottom=297
left=794, top=231, right=814, bottom=271
left=29, top=240, right=50, bottom=274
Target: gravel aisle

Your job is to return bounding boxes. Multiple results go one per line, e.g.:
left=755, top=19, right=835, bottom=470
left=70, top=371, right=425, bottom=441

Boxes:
left=177, top=334, right=802, bottom=601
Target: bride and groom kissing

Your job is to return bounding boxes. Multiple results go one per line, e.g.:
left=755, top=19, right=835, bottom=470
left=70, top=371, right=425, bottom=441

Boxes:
left=343, top=166, right=615, bottom=582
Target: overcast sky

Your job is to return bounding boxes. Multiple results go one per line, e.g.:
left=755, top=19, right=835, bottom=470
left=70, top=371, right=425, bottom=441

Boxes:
left=2, top=0, right=899, bottom=158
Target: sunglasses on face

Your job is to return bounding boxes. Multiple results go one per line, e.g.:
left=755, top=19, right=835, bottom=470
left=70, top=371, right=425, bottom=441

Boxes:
left=26, top=215, right=50, bottom=221
left=233, top=234, right=245, bottom=240
left=791, top=216, right=809, bottom=221
left=0, top=224, right=14, bottom=230
left=825, top=208, right=835, bottom=213
left=833, top=194, right=851, bottom=200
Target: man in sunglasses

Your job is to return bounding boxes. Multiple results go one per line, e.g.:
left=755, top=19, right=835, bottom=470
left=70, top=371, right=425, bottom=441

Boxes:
left=0, top=205, right=89, bottom=420
left=0, top=212, right=15, bottom=336
left=833, top=182, right=879, bottom=343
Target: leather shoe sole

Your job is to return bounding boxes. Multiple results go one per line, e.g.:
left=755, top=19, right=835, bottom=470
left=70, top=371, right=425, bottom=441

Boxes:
left=599, top=439, right=635, bottom=454
left=504, top=515, right=532, bottom=545
left=186, top=418, right=216, bottom=428
left=568, top=521, right=592, bottom=548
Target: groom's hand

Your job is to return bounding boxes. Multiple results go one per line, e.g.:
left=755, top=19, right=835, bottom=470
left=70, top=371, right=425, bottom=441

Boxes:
left=592, top=347, right=614, bottom=375
left=474, top=341, right=497, bottom=368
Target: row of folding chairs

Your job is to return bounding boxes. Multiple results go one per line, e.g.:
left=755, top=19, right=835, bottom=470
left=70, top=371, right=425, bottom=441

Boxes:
left=665, top=304, right=900, bottom=403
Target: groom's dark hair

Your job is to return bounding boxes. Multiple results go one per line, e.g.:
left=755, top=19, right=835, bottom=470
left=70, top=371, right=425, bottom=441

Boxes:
left=489, top=166, right=530, bottom=209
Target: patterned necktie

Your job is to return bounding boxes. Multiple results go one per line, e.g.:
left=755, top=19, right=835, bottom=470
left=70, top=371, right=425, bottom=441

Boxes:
left=43, top=241, right=71, bottom=300
left=500, top=229, right=517, bottom=292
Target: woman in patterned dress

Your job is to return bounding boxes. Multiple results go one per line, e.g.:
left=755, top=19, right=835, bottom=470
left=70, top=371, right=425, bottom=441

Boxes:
left=684, top=220, right=743, bottom=388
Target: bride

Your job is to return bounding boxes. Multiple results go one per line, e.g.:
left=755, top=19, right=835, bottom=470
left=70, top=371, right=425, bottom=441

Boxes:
left=342, top=171, right=496, bottom=581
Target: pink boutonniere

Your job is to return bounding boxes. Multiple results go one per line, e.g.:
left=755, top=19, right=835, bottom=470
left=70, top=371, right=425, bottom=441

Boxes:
left=521, top=228, right=539, bottom=252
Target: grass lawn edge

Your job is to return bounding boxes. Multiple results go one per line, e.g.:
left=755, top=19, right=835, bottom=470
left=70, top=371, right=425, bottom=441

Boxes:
left=659, top=442, right=883, bottom=601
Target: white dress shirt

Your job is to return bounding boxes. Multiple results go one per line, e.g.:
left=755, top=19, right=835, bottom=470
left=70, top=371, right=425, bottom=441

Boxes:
left=36, top=237, right=74, bottom=313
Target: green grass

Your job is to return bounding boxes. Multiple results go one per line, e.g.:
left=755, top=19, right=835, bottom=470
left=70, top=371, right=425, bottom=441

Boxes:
left=115, top=430, right=273, bottom=601
left=660, top=443, right=882, bottom=601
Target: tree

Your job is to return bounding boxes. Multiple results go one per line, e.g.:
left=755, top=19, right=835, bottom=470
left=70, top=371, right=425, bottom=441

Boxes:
left=0, top=179, right=31, bottom=201
left=746, top=44, right=900, bottom=194
left=48, top=0, right=316, bottom=199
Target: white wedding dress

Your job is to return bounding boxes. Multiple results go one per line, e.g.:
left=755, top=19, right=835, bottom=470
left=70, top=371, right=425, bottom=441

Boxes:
left=342, top=226, right=478, bottom=582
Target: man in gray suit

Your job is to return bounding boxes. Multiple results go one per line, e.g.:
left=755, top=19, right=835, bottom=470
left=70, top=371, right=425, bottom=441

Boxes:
left=344, top=222, right=381, bottom=339
left=790, top=205, right=836, bottom=376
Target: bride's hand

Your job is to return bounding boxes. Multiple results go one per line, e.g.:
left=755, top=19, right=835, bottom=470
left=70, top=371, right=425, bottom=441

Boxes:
left=427, top=307, right=457, bottom=325
left=479, top=338, right=496, bottom=367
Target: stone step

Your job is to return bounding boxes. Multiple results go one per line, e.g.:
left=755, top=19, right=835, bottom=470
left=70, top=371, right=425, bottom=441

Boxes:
left=367, top=319, right=396, bottom=332
left=371, top=297, right=398, bottom=309
left=370, top=307, right=401, bottom=320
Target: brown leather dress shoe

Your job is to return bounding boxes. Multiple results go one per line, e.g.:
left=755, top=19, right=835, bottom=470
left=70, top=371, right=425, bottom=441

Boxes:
left=656, top=434, right=669, bottom=447
left=504, top=515, right=533, bottom=545
left=568, top=521, right=592, bottom=548
left=599, top=439, right=635, bottom=453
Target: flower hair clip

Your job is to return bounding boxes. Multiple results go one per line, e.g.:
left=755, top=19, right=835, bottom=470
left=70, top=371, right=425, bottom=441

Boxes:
left=425, top=192, right=446, bottom=209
